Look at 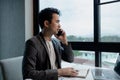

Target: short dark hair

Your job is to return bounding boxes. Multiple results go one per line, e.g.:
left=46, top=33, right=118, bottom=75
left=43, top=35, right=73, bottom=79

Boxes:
left=38, top=7, right=60, bottom=29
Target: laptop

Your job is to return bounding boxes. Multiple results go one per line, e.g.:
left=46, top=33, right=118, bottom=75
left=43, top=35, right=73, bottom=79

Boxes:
left=91, top=54, right=120, bottom=80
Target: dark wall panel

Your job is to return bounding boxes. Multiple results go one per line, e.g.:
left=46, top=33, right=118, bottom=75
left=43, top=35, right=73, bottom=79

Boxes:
left=0, top=0, right=25, bottom=59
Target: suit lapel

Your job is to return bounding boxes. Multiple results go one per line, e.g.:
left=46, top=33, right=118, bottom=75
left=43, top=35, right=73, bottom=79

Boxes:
left=37, top=33, right=49, bottom=54
left=37, top=32, right=51, bottom=68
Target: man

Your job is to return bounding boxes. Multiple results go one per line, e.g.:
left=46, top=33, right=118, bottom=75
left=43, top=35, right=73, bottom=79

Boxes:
left=22, top=7, right=78, bottom=80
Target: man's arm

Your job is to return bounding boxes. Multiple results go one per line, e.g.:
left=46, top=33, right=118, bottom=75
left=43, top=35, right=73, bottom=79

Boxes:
left=61, top=42, right=74, bottom=62
left=54, top=29, right=74, bottom=62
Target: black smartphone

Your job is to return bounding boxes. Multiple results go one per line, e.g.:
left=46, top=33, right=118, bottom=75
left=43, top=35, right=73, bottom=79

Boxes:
left=56, top=29, right=62, bottom=36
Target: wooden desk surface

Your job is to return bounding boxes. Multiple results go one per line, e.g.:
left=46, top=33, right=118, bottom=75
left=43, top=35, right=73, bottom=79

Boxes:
left=59, top=61, right=94, bottom=80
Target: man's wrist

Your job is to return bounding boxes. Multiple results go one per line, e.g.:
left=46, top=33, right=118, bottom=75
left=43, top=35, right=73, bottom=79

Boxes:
left=61, top=41, right=68, bottom=45
left=58, top=69, right=62, bottom=76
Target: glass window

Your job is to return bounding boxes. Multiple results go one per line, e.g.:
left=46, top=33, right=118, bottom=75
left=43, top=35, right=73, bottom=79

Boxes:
left=102, top=52, right=119, bottom=69
left=100, top=0, right=117, bottom=3
left=39, top=0, right=93, bottom=42
left=73, top=50, right=95, bottom=67
left=100, top=2, right=120, bottom=42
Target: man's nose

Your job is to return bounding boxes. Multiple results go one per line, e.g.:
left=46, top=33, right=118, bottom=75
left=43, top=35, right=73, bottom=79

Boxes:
left=58, top=24, right=61, bottom=28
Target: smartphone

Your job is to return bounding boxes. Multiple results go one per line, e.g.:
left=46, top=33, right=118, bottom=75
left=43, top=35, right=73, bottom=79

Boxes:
left=56, top=29, right=63, bottom=36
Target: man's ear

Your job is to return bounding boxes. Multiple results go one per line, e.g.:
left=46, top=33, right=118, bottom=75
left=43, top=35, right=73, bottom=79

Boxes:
left=44, top=20, right=49, bottom=28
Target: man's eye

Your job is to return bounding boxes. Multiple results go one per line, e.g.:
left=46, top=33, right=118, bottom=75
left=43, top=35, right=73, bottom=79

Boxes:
left=57, top=20, right=60, bottom=23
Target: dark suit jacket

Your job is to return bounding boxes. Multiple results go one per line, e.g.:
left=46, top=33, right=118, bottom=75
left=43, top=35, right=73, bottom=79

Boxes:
left=22, top=32, right=74, bottom=80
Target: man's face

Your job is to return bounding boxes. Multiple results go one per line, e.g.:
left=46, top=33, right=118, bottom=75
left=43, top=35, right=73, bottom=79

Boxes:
left=48, top=13, right=61, bottom=35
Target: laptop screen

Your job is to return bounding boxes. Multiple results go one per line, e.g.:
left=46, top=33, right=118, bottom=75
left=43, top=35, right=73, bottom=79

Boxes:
left=114, top=53, right=120, bottom=76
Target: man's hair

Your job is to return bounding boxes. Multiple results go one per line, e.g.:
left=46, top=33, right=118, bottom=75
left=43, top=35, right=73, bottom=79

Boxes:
left=38, top=7, right=60, bottom=29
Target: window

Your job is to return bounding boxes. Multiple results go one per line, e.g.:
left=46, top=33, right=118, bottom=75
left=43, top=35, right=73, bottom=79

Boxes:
left=73, top=50, right=95, bottom=67
left=100, top=2, right=120, bottom=42
left=99, top=0, right=120, bottom=68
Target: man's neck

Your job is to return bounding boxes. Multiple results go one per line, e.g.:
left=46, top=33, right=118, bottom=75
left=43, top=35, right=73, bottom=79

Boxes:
left=41, top=29, right=52, bottom=41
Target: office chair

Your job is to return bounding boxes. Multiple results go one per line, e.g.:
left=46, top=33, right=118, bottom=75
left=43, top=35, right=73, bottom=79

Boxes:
left=0, top=56, right=23, bottom=80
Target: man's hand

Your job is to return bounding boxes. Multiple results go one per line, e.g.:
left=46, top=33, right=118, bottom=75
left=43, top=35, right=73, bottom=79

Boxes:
left=54, top=29, right=68, bottom=45
left=58, top=67, right=78, bottom=77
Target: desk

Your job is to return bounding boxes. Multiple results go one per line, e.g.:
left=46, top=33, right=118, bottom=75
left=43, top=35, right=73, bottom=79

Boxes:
left=58, top=61, right=94, bottom=80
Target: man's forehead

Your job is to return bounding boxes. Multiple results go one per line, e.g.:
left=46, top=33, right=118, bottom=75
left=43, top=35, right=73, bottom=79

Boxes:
left=52, top=13, right=60, bottom=20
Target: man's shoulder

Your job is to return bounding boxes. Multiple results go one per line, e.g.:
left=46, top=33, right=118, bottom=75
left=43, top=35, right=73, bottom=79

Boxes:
left=27, top=36, right=37, bottom=42
left=25, top=35, right=43, bottom=49
left=26, top=35, right=41, bottom=44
